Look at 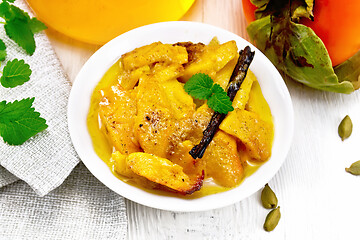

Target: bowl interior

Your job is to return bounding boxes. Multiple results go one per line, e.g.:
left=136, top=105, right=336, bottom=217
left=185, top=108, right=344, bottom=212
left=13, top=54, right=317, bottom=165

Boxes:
left=68, top=21, right=294, bottom=212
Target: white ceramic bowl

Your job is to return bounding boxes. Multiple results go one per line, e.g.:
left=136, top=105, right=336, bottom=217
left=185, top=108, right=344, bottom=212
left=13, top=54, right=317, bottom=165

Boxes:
left=68, top=21, right=294, bottom=212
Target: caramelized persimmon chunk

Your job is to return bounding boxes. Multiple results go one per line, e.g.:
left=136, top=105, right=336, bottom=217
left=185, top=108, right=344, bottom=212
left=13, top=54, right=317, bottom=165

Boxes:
left=220, top=109, right=273, bottom=161
left=202, top=131, right=244, bottom=187
left=114, top=152, right=204, bottom=194
left=122, top=42, right=188, bottom=71
left=99, top=84, right=140, bottom=154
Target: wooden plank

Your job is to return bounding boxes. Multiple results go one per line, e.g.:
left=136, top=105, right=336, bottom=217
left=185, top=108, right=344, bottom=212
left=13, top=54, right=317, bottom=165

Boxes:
left=125, top=1, right=262, bottom=240
left=47, top=0, right=360, bottom=239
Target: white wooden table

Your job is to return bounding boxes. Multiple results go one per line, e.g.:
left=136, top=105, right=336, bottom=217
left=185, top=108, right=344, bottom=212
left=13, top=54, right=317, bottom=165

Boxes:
left=47, top=1, right=360, bottom=239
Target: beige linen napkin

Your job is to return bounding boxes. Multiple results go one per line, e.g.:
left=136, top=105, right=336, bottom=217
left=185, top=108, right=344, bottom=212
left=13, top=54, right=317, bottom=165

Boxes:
left=0, top=166, right=18, bottom=187
left=0, top=162, right=127, bottom=239
left=0, top=1, right=127, bottom=239
left=0, top=1, right=79, bottom=195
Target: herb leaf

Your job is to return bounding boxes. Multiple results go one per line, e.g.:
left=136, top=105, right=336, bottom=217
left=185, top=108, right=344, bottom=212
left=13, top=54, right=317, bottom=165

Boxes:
left=184, top=73, right=233, bottom=114
left=207, top=90, right=234, bottom=114
left=5, top=18, right=35, bottom=55
left=7, top=4, right=30, bottom=21
left=0, top=1, right=10, bottom=20
left=0, top=2, right=47, bottom=55
left=0, top=39, right=6, bottom=61
left=28, top=18, right=47, bottom=33
left=211, top=83, right=225, bottom=94
left=0, top=98, right=47, bottom=145
left=0, top=2, right=48, bottom=146
left=184, top=73, right=213, bottom=100
left=0, top=58, right=32, bottom=88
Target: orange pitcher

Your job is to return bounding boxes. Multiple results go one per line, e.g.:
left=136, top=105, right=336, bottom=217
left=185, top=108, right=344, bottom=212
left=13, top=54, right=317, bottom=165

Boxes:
left=27, top=0, right=195, bottom=45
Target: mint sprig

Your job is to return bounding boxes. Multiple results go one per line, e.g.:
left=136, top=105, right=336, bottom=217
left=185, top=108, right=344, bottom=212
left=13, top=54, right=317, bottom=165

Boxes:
left=184, top=73, right=234, bottom=114
left=0, top=0, right=47, bottom=55
left=0, top=2, right=48, bottom=145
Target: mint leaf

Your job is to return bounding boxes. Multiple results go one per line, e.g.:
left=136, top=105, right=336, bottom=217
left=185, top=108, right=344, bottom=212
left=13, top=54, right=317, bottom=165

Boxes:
left=29, top=17, right=47, bottom=33
left=184, top=73, right=213, bottom=100
left=0, top=3, right=46, bottom=55
left=0, top=1, right=10, bottom=20
left=5, top=18, right=35, bottom=55
left=0, top=39, right=6, bottom=61
left=0, top=59, right=31, bottom=88
left=211, top=83, right=226, bottom=94
left=8, top=4, right=30, bottom=21
left=184, top=73, right=234, bottom=114
left=0, top=3, right=29, bottom=22
left=0, top=98, right=47, bottom=145
left=207, top=91, right=234, bottom=114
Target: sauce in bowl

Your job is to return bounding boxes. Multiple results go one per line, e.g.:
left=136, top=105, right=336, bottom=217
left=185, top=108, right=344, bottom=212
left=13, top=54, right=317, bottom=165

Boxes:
left=87, top=38, right=274, bottom=197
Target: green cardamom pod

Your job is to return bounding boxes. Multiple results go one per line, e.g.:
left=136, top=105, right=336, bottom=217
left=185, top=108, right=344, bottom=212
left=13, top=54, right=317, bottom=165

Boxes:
left=345, top=160, right=360, bottom=175
left=338, top=115, right=352, bottom=141
left=263, top=206, right=281, bottom=232
left=261, top=184, right=278, bottom=209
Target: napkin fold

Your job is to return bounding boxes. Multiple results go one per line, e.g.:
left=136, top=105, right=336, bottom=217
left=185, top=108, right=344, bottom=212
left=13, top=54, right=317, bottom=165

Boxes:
left=0, top=163, right=127, bottom=239
left=0, top=1, right=128, bottom=239
left=0, top=1, right=79, bottom=196
left=0, top=166, right=18, bottom=187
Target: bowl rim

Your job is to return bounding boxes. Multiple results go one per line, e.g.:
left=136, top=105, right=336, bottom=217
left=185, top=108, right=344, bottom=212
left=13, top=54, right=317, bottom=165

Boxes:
left=67, top=21, right=294, bottom=212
